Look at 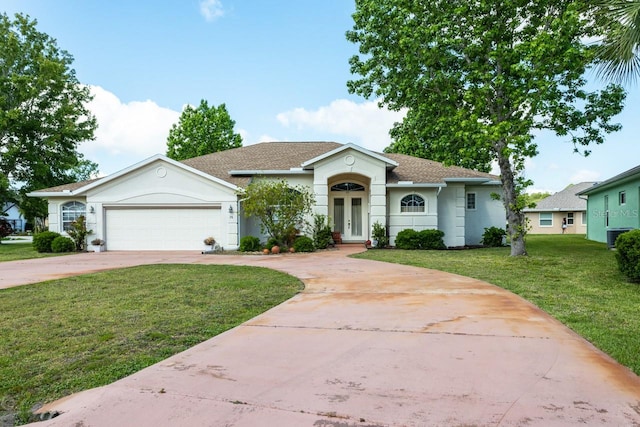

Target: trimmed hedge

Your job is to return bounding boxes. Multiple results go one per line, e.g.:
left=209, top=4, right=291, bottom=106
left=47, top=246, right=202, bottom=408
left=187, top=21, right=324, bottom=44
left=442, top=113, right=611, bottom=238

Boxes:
left=395, top=228, right=446, bottom=250
left=615, top=229, right=640, bottom=282
left=32, top=231, right=61, bottom=253
left=51, top=236, right=76, bottom=253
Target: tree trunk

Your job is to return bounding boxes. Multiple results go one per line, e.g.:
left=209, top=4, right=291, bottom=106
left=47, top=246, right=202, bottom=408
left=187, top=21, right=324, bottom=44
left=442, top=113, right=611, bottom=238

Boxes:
left=496, top=143, right=527, bottom=256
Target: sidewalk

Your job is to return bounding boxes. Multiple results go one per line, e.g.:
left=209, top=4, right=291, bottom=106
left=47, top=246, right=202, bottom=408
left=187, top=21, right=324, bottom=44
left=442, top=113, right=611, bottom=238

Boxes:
left=2, top=247, right=637, bottom=426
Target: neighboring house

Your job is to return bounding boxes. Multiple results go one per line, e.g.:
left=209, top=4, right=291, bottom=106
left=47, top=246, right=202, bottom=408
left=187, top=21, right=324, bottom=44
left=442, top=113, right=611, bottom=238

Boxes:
left=577, top=165, right=640, bottom=245
left=28, top=142, right=506, bottom=251
left=1, top=202, right=26, bottom=233
left=523, top=182, right=594, bottom=235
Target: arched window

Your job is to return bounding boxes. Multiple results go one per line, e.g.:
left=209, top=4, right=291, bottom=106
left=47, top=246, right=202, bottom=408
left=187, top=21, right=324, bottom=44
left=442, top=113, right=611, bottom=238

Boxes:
left=401, top=194, right=425, bottom=213
left=61, top=201, right=86, bottom=231
left=331, top=182, right=365, bottom=192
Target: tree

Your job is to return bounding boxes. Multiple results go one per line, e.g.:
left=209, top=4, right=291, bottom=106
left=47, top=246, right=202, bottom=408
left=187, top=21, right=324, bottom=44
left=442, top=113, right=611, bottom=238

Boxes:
left=166, top=100, right=242, bottom=161
left=240, top=180, right=315, bottom=247
left=593, top=0, right=640, bottom=84
left=0, top=13, right=97, bottom=223
left=346, top=0, right=626, bottom=256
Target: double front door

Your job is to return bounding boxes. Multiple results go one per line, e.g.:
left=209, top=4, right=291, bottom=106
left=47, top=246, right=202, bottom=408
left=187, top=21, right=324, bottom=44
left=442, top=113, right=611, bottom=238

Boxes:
left=332, top=196, right=366, bottom=241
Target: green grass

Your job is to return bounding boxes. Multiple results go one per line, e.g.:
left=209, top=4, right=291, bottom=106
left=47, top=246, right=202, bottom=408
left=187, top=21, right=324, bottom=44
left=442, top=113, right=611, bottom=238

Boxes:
left=354, top=234, right=640, bottom=376
left=0, top=264, right=303, bottom=423
left=0, top=242, right=73, bottom=262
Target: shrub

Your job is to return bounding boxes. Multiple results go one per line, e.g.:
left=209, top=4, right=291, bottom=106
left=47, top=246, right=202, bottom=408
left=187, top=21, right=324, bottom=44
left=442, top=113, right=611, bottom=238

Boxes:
left=372, top=221, right=388, bottom=248
left=293, top=236, right=315, bottom=253
left=312, top=214, right=332, bottom=249
left=418, top=229, right=446, bottom=250
left=614, top=229, right=640, bottom=282
left=481, top=226, right=507, bottom=247
left=51, top=236, right=76, bottom=253
left=66, top=215, right=92, bottom=251
left=239, top=236, right=262, bottom=252
left=32, top=231, right=61, bottom=253
left=395, top=229, right=420, bottom=250
left=395, top=228, right=445, bottom=250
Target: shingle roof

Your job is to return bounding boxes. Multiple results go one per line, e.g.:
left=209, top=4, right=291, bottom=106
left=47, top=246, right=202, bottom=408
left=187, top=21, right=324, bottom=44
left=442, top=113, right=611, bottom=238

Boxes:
left=32, top=141, right=500, bottom=193
left=525, top=182, right=595, bottom=212
left=181, top=141, right=344, bottom=187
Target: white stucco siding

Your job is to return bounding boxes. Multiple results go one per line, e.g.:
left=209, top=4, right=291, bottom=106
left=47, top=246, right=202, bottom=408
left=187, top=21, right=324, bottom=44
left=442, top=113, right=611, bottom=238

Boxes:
left=464, top=185, right=505, bottom=245
left=388, top=188, right=438, bottom=246
left=437, top=185, right=466, bottom=247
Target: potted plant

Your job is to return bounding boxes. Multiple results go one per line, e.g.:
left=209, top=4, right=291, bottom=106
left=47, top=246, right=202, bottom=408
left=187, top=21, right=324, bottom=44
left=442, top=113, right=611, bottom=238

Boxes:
left=203, top=236, right=218, bottom=254
left=90, top=238, right=105, bottom=253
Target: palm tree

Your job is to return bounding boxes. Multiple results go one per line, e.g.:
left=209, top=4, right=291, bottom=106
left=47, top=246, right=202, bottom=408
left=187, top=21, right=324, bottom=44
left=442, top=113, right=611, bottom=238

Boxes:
left=594, top=0, right=640, bottom=84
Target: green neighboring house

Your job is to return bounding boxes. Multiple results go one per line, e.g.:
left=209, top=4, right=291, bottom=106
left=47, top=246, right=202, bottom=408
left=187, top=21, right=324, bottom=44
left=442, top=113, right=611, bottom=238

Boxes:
left=577, top=165, right=640, bottom=246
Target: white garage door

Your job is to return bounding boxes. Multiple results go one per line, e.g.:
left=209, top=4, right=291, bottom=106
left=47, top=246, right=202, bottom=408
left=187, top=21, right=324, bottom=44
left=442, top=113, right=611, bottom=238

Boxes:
left=105, top=208, right=221, bottom=250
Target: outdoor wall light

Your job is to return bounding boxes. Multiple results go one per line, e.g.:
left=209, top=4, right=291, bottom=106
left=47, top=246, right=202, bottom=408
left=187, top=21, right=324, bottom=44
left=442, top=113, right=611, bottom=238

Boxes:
left=228, top=205, right=233, bottom=214
left=90, top=206, right=95, bottom=214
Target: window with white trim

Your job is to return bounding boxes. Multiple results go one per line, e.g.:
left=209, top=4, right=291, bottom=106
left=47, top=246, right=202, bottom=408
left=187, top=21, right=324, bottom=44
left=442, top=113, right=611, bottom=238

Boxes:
left=61, top=201, right=86, bottom=231
left=539, top=212, right=552, bottom=227
left=400, top=194, right=425, bottom=213
left=581, top=211, right=587, bottom=225
left=466, top=193, right=476, bottom=210
left=567, top=212, right=574, bottom=225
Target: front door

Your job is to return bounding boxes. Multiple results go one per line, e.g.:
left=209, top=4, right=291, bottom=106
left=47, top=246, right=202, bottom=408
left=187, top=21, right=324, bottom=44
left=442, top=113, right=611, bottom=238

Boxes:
left=333, top=196, right=365, bottom=241
left=330, top=181, right=368, bottom=242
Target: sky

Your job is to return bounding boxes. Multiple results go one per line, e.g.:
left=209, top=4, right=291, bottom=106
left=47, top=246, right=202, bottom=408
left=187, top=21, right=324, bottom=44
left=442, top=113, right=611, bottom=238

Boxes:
left=3, top=0, right=639, bottom=194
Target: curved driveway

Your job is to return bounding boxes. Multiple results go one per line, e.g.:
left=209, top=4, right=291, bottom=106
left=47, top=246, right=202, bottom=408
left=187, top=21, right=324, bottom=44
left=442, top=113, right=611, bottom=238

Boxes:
left=3, top=246, right=639, bottom=426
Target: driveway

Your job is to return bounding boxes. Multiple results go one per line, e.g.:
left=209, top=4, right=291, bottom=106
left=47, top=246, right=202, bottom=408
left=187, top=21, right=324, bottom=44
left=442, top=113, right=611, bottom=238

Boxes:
left=3, top=247, right=639, bottom=426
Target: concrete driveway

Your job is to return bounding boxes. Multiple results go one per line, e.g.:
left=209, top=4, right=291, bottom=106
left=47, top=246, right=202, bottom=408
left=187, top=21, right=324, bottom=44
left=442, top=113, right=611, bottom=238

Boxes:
left=2, top=247, right=639, bottom=426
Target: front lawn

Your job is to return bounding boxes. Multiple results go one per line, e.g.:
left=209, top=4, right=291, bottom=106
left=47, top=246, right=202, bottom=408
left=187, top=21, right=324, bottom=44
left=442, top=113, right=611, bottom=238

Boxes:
left=0, top=242, right=72, bottom=262
left=354, top=234, right=640, bottom=376
left=0, top=264, right=303, bottom=424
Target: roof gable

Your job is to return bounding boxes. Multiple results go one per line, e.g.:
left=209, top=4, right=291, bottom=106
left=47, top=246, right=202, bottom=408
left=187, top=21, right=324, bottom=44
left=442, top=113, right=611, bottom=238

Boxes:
left=300, top=143, right=398, bottom=169
left=29, top=154, right=238, bottom=196
left=525, top=182, right=595, bottom=212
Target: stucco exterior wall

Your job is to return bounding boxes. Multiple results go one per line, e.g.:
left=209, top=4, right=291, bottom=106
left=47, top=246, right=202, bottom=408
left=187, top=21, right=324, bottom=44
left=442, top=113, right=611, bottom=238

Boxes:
left=525, top=211, right=587, bottom=235
left=464, top=185, right=506, bottom=245
left=387, top=188, right=438, bottom=246
left=585, top=179, right=640, bottom=243
left=436, top=185, right=466, bottom=247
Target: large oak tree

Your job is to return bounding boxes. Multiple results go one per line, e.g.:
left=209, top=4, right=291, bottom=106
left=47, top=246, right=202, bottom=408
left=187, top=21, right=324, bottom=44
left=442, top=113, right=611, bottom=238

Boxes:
left=0, top=13, right=97, bottom=223
left=346, top=0, right=626, bottom=256
left=166, top=100, right=242, bottom=161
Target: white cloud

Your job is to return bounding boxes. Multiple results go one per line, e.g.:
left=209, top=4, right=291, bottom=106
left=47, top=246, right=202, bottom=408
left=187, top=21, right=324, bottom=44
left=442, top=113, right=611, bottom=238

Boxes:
left=79, top=85, right=180, bottom=174
left=276, top=99, right=406, bottom=152
left=199, top=0, right=224, bottom=22
left=570, top=169, right=601, bottom=183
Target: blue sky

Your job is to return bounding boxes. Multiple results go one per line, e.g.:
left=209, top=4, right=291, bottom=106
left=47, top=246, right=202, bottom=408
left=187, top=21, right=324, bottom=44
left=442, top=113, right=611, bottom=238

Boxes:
left=3, top=0, right=639, bottom=194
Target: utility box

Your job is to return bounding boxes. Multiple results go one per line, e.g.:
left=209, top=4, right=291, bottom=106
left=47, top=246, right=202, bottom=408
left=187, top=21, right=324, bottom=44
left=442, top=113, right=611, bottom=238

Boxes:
left=606, top=228, right=633, bottom=249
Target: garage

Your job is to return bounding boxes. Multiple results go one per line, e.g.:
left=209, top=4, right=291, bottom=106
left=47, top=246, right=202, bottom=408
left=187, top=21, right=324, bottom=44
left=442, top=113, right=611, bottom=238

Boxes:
left=105, top=207, right=221, bottom=250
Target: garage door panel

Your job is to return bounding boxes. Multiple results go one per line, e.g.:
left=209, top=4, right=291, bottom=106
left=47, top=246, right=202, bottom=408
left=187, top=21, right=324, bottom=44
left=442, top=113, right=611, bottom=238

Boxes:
left=106, top=208, right=220, bottom=250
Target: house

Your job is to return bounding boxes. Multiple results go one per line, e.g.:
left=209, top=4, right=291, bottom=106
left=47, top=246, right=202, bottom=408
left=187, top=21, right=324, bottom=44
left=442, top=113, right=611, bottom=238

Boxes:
left=28, top=142, right=506, bottom=251
left=577, top=165, right=640, bottom=245
left=523, top=182, right=594, bottom=235
left=1, top=202, right=26, bottom=233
